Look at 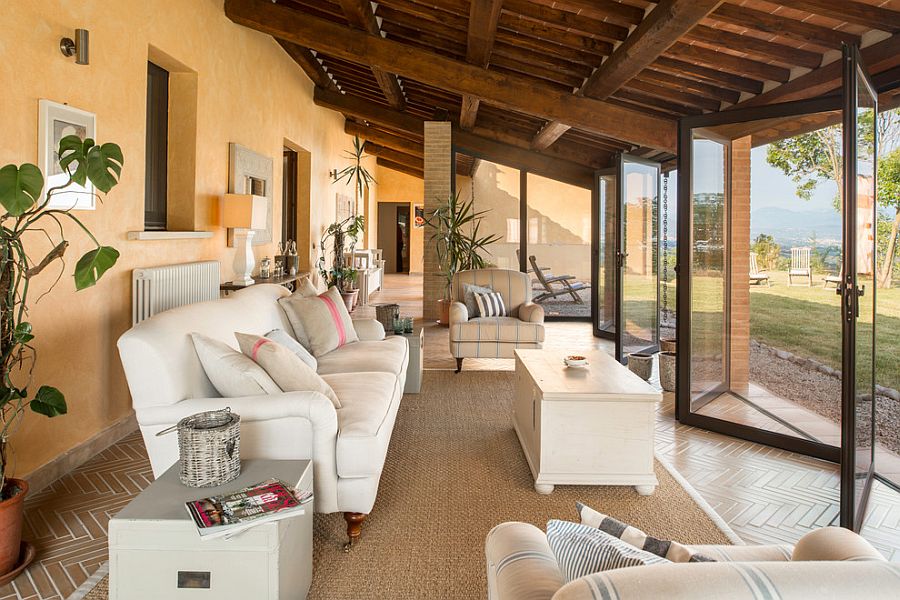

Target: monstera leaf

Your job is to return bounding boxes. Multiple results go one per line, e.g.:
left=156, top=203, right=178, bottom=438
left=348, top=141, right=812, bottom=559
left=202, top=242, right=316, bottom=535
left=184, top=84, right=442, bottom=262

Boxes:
left=74, top=246, right=120, bottom=290
left=58, top=136, right=124, bottom=193
left=0, top=163, right=44, bottom=216
left=30, top=386, right=67, bottom=417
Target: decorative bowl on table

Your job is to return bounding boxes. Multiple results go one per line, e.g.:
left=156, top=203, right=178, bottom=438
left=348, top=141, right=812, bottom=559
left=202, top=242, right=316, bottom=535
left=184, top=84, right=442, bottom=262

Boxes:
left=564, top=355, right=589, bottom=369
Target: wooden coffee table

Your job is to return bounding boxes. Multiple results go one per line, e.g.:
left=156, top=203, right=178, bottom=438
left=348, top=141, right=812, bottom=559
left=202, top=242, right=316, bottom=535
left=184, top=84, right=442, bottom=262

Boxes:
left=513, top=349, right=661, bottom=496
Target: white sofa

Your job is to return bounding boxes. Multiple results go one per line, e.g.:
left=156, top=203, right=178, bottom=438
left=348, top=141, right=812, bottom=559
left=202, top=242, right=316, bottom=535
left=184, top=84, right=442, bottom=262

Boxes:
left=117, top=284, right=408, bottom=546
left=486, top=522, right=900, bottom=599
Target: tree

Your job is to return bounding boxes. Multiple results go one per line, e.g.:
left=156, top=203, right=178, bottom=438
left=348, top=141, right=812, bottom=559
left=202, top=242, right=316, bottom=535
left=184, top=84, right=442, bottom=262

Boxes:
left=751, top=233, right=780, bottom=271
left=878, top=147, right=900, bottom=288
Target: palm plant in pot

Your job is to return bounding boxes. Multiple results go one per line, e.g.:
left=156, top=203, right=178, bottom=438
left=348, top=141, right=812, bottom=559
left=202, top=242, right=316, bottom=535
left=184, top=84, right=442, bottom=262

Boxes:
left=0, top=135, right=123, bottom=578
left=425, top=192, right=501, bottom=325
left=317, top=215, right=365, bottom=312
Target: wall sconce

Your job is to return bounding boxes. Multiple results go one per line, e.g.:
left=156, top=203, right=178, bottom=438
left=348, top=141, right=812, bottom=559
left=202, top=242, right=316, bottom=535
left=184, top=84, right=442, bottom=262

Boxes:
left=60, top=29, right=90, bottom=65
left=328, top=169, right=338, bottom=180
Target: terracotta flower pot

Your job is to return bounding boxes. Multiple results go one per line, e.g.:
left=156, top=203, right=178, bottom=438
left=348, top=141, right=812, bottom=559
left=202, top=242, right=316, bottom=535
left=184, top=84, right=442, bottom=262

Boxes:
left=437, top=299, right=450, bottom=327
left=340, top=290, right=359, bottom=313
left=0, top=478, right=28, bottom=577
left=659, top=351, right=676, bottom=392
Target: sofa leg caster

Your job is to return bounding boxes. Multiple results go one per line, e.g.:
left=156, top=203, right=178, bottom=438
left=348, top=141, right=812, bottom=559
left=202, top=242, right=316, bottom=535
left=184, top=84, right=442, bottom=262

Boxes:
left=343, top=512, right=366, bottom=552
left=455, top=358, right=463, bottom=373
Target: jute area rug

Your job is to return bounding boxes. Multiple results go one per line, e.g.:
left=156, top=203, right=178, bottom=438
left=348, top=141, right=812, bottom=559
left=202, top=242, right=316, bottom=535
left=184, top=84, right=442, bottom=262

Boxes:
left=80, top=371, right=733, bottom=600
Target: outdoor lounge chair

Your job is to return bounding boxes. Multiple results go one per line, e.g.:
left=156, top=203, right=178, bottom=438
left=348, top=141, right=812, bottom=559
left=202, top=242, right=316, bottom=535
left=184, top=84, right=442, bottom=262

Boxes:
left=528, top=255, right=590, bottom=303
left=789, top=246, right=812, bottom=287
left=824, top=266, right=842, bottom=289
left=749, top=253, right=770, bottom=286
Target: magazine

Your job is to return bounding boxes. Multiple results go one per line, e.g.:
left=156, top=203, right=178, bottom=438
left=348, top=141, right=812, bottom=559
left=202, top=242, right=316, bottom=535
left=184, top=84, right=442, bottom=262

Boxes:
left=185, top=478, right=311, bottom=540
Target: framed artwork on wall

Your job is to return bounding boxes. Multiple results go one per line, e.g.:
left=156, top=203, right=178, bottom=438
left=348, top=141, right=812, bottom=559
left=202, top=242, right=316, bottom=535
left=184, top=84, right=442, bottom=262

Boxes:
left=38, top=99, right=96, bottom=210
left=414, top=204, right=425, bottom=228
left=228, top=143, right=274, bottom=246
left=336, top=192, right=354, bottom=222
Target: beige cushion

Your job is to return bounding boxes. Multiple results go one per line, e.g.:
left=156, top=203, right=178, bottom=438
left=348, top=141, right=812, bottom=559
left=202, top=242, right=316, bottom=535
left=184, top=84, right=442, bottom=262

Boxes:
left=276, top=277, right=319, bottom=349
left=686, top=544, right=793, bottom=562
left=264, top=328, right=317, bottom=371
left=792, top=526, right=885, bottom=562
left=235, top=333, right=340, bottom=408
left=278, top=287, right=359, bottom=357
left=451, top=317, right=545, bottom=343
left=316, top=337, right=408, bottom=376
left=322, top=372, right=400, bottom=477
left=190, top=333, right=281, bottom=397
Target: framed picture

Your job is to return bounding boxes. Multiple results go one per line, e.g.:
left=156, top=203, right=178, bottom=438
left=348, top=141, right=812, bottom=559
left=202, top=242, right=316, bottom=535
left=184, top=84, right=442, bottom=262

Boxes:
left=336, top=193, right=354, bottom=222
left=38, top=99, right=96, bottom=210
left=414, top=204, right=425, bottom=228
left=228, top=143, right=273, bottom=246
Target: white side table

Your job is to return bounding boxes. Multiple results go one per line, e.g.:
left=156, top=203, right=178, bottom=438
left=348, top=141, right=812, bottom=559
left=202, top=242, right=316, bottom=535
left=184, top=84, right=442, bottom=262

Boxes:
left=109, top=459, right=312, bottom=600
left=400, top=327, right=423, bottom=393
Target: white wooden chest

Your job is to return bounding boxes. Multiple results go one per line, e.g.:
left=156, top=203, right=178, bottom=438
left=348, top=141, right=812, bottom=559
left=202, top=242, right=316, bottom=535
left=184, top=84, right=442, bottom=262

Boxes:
left=108, top=459, right=312, bottom=600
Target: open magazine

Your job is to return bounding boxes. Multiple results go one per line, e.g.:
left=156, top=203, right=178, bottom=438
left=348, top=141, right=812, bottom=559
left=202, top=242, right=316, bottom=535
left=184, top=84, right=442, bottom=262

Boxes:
left=185, top=478, right=313, bottom=541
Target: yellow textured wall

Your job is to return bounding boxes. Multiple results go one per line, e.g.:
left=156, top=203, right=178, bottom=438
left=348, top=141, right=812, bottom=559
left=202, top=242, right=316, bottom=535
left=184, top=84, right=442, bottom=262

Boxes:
left=0, top=0, right=356, bottom=477
left=375, top=166, right=424, bottom=273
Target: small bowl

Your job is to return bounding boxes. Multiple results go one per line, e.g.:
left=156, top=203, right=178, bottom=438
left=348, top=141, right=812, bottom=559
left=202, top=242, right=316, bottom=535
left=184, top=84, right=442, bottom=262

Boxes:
left=564, top=355, right=589, bottom=368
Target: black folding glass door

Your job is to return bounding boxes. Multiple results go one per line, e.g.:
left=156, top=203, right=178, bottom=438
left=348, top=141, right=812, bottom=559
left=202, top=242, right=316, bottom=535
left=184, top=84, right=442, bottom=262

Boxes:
left=676, top=46, right=883, bottom=530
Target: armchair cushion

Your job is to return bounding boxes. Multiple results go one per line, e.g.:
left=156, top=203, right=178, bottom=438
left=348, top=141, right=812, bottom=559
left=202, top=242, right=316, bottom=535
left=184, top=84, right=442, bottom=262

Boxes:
left=463, top=283, right=495, bottom=316
left=190, top=332, right=281, bottom=397
left=451, top=317, right=545, bottom=344
left=519, top=302, right=545, bottom=324
left=475, top=291, right=508, bottom=317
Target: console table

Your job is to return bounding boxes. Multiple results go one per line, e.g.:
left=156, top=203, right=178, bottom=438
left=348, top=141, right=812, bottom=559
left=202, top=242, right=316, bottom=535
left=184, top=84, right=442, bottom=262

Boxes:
left=220, top=272, right=309, bottom=294
left=108, top=459, right=312, bottom=599
left=513, top=349, right=660, bottom=496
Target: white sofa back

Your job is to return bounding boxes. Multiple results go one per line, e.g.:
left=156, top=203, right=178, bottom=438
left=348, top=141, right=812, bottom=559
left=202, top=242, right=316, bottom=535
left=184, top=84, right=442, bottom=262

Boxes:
left=118, top=285, right=293, bottom=411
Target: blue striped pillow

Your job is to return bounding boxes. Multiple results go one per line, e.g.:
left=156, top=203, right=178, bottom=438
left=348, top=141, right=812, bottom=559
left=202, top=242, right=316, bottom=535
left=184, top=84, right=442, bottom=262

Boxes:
left=474, top=291, right=506, bottom=317
left=546, top=520, right=670, bottom=583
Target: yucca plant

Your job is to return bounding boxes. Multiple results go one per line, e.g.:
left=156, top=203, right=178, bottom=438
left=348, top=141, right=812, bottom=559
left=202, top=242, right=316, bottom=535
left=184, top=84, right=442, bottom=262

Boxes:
left=0, top=135, right=123, bottom=495
left=425, top=192, right=502, bottom=301
left=333, top=135, right=375, bottom=207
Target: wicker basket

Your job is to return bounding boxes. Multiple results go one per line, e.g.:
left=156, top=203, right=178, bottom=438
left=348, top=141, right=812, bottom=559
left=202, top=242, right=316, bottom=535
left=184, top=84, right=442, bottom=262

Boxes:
left=375, top=303, right=400, bottom=333
left=158, top=408, right=241, bottom=488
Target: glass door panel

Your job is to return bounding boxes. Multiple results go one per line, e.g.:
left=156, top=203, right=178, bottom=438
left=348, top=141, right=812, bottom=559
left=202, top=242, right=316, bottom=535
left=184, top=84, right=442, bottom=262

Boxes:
left=617, top=156, right=660, bottom=361
left=842, top=46, right=878, bottom=530
left=595, top=170, right=617, bottom=337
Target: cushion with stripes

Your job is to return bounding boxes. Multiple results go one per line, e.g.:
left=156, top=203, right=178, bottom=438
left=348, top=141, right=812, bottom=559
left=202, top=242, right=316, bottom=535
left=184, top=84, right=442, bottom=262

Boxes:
left=577, top=502, right=715, bottom=563
left=474, top=291, right=507, bottom=318
left=277, top=286, right=359, bottom=357
left=547, top=519, right=669, bottom=583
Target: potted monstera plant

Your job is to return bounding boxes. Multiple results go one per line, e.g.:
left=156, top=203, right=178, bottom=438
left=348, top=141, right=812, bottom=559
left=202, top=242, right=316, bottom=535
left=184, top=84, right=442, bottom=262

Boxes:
left=0, top=134, right=123, bottom=579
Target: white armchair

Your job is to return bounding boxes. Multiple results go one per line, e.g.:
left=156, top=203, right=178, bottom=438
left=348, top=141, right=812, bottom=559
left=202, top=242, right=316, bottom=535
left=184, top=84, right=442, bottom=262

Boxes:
left=449, top=269, right=545, bottom=372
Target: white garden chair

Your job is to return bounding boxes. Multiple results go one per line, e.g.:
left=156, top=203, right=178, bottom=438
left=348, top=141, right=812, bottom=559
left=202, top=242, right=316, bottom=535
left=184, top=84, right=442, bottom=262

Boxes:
left=789, top=247, right=812, bottom=287
left=749, top=253, right=770, bottom=286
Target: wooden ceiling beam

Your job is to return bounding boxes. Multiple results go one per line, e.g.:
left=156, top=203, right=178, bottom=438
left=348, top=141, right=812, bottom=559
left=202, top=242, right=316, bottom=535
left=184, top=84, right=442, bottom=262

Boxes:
left=276, top=40, right=339, bottom=91
left=623, top=79, right=720, bottom=112
left=364, top=143, right=425, bottom=170
left=529, top=0, right=645, bottom=28
left=345, top=121, right=424, bottom=156
left=461, top=0, right=503, bottom=131
left=779, top=0, right=900, bottom=34
left=497, top=13, right=614, bottom=55
left=226, top=0, right=676, bottom=152
left=710, top=4, right=861, bottom=49
left=313, top=86, right=599, bottom=187
left=637, top=68, right=740, bottom=104
left=501, top=0, right=629, bottom=43
left=664, top=42, right=791, bottom=83
left=532, top=0, right=721, bottom=151
left=376, top=157, right=424, bottom=179
left=683, top=25, right=822, bottom=70
left=337, top=0, right=406, bottom=110
left=653, top=55, right=763, bottom=94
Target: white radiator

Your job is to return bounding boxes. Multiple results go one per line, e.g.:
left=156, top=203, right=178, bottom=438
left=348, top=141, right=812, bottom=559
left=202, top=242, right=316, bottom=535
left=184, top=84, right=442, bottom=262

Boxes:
left=132, top=261, right=221, bottom=325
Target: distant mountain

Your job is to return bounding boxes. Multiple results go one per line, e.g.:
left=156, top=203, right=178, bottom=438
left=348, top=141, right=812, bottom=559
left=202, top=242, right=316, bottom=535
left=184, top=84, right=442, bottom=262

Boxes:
left=751, top=206, right=841, bottom=246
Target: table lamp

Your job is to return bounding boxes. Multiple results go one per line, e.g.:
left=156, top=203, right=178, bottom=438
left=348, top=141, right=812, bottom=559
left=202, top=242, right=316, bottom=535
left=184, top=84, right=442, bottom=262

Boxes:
left=222, top=193, right=266, bottom=285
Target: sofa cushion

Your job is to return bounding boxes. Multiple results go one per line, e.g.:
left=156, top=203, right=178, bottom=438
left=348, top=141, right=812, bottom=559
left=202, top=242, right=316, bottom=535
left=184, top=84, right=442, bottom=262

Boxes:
left=546, top=520, right=669, bottom=583
left=279, top=287, right=359, bottom=357
left=577, top=502, right=714, bottom=563
left=265, top=328, right=317, bottom=371
left=323, top=372, right=401, bottom=477
left=316, top=337, right=408, bottom=377
left=451, top=317, right=545, bottom=343
left=190, top=333, right=281, bottom=397
left=276, top=277, right=321, bottom=350
left=235, top=333, right=340, bottom=408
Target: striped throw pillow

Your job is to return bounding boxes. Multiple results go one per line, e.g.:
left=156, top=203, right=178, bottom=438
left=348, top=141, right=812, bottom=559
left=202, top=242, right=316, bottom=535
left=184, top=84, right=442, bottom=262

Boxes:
left=474, top=291, right=506, bottom=317
left=546, top=520, right=669, bottom=583
left=577, top=502, right=715, bottom=563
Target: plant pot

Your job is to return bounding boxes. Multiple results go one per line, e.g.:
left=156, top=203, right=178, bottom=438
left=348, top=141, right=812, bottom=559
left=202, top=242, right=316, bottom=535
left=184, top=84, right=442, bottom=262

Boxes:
left=659, top=351, right=676, bottom=392
left=437, top=299, right=450, bottom=327
left=0, top=478, right=28, bottom=577
left=340, top=290, right=358, bottom=313
left=660, top=337, right=677, bottom=353
left=627, top=353, right=654, bottom=381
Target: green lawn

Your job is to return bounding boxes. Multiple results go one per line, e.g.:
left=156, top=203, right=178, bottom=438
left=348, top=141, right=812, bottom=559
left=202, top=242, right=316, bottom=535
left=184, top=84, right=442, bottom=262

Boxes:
left=749, top=271, right=900, bottom=391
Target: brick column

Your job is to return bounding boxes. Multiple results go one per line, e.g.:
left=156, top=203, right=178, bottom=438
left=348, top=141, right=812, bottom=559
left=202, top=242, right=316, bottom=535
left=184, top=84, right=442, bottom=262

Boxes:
left=423, top=122, right=452, bottom=320
left=729, top=136, right=751, bottom=394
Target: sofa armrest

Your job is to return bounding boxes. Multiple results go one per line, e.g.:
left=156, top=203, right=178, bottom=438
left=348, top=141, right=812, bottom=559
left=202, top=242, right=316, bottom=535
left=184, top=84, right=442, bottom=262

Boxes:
left=486, top=522, right=564, bottom=600
left=450, top=301, right=469, bottom=324
left=792, top=527, right=885, bottom=561
left=519, top=302, right=544, bottom=323
left=353, top=318, right=386, bottom=341
left=137, top=391, right=338, bottom=431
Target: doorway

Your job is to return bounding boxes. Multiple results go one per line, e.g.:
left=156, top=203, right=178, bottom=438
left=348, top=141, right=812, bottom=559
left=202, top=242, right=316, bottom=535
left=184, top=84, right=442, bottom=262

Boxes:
left=378, top=202, right=411, bottom=273
left=282, top=147, right=298, bottom=245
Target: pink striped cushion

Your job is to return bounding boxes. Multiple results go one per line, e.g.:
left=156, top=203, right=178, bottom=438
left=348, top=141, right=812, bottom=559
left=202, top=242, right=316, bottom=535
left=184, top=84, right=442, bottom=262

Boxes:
left=278, top=286, right=359, bottom=357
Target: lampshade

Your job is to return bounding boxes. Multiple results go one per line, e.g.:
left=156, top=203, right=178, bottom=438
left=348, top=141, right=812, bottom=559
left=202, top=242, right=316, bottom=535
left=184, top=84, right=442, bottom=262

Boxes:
left=222, top=193, right=266, bottom=229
